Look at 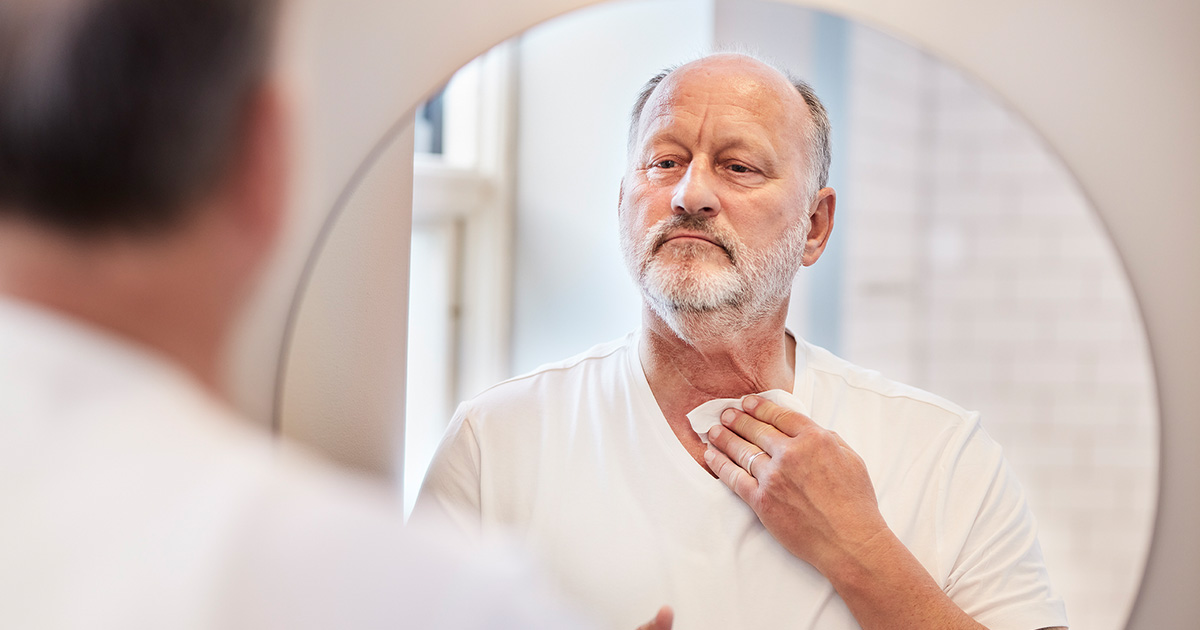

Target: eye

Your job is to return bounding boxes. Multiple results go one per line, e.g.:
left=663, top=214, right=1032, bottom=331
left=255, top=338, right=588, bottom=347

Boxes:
left=652, top=159, right=679, bottom=169
left=727, top=163, right=752, bottom=174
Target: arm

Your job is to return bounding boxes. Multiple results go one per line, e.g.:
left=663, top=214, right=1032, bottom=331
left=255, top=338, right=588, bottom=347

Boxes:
left=414, top=406, right=676, bottom=630
left=409, top=407, right=484, bottom=538
left=705, top=396, right=1061, bottom=630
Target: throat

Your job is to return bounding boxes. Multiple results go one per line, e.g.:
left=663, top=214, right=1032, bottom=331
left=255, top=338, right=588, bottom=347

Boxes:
left=640, top=328, right=797, bottom=473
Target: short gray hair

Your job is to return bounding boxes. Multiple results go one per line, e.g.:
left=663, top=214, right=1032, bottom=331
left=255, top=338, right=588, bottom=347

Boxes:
left=0, top=0, right=281, bottom=235
left=627, top=56, right=832, bottom=198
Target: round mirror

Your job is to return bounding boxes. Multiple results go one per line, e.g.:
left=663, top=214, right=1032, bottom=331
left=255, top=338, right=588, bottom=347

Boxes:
left=271, top=0, right=1180, bottom=627
left=396, top=2, right=1157, bottom=628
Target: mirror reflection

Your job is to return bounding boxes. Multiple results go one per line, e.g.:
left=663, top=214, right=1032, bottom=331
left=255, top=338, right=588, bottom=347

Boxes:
left=404, top=2, right=1156, bottom=628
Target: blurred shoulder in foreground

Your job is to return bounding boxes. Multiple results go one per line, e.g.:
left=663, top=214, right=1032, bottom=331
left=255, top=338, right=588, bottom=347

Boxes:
left=0, top=1, right=587, bottom=627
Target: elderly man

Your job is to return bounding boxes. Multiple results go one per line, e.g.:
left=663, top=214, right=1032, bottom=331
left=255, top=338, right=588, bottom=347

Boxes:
left=415, top=53, right=1068, bottom=630
left=0, top=1, right=616, bottom=628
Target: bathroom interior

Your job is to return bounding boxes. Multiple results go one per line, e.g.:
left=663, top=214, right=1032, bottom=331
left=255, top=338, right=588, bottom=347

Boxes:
left=229, top=1, right=1199, bottom=628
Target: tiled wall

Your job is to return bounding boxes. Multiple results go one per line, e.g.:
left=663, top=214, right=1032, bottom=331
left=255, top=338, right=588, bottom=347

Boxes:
left=840, top=25, right=1158, bottom=630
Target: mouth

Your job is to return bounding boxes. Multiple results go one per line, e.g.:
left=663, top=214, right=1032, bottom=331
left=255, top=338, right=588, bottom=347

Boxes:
left=645, top=217, right=738, bottom=263
left=658, top=231, right=723, bottom=250
left=665, top=234, right=716, bottom=245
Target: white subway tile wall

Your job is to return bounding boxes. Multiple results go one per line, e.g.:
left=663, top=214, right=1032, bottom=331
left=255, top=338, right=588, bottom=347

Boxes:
left=841, top=25, right=1158, bottom=630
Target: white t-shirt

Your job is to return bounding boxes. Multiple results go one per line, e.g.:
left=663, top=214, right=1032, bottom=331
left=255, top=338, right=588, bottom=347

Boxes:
left=414, top=332, right=1068, bottom=630
left=0, top=296, right=586, bottom=630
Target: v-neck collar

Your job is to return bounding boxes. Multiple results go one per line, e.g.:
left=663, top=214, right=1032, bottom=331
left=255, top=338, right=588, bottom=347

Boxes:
left=625, top=329, right=811, bottom=495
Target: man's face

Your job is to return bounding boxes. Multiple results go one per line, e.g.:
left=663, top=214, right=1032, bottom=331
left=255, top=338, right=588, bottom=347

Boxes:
left=619, top=55, right=816, bottom=319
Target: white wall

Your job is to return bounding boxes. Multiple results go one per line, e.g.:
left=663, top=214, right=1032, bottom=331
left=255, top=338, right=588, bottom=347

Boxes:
left=839, top=25, right=1156, bottom=630
left=277, top=126, right=415, bottom=482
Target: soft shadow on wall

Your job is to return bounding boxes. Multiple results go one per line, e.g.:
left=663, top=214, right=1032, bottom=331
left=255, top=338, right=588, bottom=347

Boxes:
left=404, top=2, right=1157, bottom=629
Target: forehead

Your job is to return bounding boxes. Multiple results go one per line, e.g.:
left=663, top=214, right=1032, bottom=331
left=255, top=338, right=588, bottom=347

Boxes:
left=637, top=57, right=809, bottom=151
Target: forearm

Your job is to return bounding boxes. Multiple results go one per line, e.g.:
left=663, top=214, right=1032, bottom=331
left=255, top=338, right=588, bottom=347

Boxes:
left=825, top=528, right=987, bottom=630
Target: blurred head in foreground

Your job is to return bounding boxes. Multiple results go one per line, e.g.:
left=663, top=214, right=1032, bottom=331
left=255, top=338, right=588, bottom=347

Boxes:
left=0, top=4, right=604, bottom=629
left=0, top=0, right=285, bottom=389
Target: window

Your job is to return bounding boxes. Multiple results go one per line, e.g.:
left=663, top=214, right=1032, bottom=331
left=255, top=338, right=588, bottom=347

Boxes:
left=404, top=44, right=517, bottom=515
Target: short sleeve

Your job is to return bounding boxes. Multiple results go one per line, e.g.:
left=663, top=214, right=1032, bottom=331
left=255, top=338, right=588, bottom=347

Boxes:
left=410, top=403, right=484, bottom=538
left=939, top=420, right=1069, bottom=629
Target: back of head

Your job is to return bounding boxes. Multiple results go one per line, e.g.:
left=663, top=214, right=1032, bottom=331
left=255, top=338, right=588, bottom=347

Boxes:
left=0, top=0, right=280, bottom=236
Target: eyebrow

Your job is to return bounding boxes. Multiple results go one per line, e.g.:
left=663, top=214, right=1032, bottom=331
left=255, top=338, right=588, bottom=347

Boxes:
left=636, top=130, right=689, bottom=158
left=713, top=136, right=783, bottom=173
left=638, top=126, right=786, bottom=174
left=715, top=136, right=774, bottom=156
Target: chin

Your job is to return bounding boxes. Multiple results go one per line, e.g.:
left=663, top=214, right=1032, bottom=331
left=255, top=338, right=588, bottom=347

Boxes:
left=646, top=295, right=771, bottom=345
left=643, top=262, right=744, bottom=313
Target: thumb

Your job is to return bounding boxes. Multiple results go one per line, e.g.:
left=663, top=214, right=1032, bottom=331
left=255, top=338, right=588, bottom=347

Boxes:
left=637, top=605, right=674, bottom=630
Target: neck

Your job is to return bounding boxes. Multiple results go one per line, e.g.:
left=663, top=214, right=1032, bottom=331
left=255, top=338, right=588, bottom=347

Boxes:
left=0, top=218, right=239, bottom=395
left=641, top=301, right=795, bottom=397
left=639, top=300, right=796, bottom=472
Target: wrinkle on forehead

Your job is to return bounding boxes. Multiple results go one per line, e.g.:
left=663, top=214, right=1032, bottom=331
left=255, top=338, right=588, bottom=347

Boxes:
left=634, top=55, right=811, bottom=158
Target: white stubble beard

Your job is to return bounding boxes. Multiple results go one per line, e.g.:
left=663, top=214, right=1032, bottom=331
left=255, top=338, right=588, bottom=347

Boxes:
left=620, top=211, right=811, bottom=344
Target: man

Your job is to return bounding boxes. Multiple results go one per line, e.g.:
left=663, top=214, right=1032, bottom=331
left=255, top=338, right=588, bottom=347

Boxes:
left=0, top=1, right=629, bottom=628
left=415, top=53, right=1069, bottom=630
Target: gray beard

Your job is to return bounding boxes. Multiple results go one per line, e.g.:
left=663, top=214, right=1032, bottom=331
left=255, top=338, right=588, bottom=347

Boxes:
left=648, top=295, right=778, bottom=347
left=621, top=213, right=809, bottom=345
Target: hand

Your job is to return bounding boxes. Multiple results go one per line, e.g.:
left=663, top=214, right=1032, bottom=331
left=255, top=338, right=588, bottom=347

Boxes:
left=636, top=605, right=673, bottom=630
left=703, top=395, right=891, bottom=578
left=706, top=398, right=995, bottom=629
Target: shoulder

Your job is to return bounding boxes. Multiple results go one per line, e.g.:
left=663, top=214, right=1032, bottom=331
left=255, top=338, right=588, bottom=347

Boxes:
left=462, top=334, right=634, bottom=413
left=219, top=448, right=588, bottom=629
left=799, top=341, right=996, bottom=465
left=803, top=340, right=978, bottom=426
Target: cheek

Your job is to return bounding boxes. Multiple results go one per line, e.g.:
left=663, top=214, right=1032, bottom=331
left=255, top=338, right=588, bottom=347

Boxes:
left=723, top=197, right=798, bottom=247
left=622, top=186, right=671, bottom=225
left=616, top=199, right=649, bottom=250
left=743, top=192, right=804, bottom=227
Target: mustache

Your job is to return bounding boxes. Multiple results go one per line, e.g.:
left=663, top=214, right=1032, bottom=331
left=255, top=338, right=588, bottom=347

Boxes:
left=648, top=214, right=739, bottom=261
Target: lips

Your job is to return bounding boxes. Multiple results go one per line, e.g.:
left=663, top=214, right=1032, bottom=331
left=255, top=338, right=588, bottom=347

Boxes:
left=646, top=215, right=738, bottom=261
left=663, top=233, right=719, bottom=246
left=655, top=230, right=731, bottom=258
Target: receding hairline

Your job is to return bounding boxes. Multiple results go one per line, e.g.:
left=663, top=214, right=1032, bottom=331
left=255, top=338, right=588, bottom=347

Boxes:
left=627, top=52, right=833, bottom=194
left=641, top=58, right=808, bottom=137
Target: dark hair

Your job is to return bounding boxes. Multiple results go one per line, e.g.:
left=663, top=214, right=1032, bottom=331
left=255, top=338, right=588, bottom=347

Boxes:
left=0, top=0, right=280, bottom=235
left=628, top=55, right=832, bottom=197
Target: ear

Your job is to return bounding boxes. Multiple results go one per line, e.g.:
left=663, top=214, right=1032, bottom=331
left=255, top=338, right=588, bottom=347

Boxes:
left=219, top=80, right=289, bottom=261
left=801, top=187, right=835, bottom=266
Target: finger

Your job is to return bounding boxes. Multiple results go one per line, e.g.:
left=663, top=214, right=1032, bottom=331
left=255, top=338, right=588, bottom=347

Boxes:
left=742, top=395, right=815, bottom=437
left=707, top=423, right=766, bottom=473
left=704, top=444, right=758, bottom=504
left=653, top=605, right=674, bottom=630
left=719, top=407, right=789, bottom=456
left=634, top=606, right=672, bottom=630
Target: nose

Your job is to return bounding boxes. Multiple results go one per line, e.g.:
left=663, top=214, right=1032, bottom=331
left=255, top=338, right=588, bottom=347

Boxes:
left=671, top=162, right=721, bottom=217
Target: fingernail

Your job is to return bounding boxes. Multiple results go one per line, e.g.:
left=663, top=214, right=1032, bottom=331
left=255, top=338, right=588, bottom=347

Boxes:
left=720, top=408, right=737, bottom=424
left=709, top=425, right=722, bottom=439
left=703, top=447, right=715, bottom=462
left=742, top=395, right=761, bottom=411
